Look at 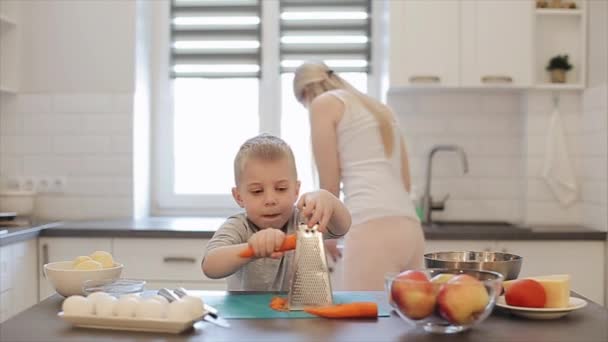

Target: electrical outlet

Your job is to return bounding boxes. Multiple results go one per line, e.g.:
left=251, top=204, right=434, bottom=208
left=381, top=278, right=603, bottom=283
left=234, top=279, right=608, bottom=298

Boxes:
left=17, top=176, right=36, bottom=192
left=49, top=177, right=66, bottom=193
left=36, top=177, right=51, bottom=193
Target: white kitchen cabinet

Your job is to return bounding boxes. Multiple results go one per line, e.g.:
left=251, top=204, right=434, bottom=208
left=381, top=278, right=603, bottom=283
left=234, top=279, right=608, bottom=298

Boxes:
left=461, top=0, right=533, bottom=87
left=496, top=240, right=604, bottom=305
left=0, top=239, right=38, bottom=323
left=112, top=238, right=226, bottom=291
left=389, top=0, right=460, bottom=87
left=389, top=0, right=534, bottom=89
left=38, top=237, right=112, bottom=300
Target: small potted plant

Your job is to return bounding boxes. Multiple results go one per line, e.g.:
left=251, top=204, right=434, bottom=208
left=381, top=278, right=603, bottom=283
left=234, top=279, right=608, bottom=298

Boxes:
left=546, top=54, right=572, bottom=83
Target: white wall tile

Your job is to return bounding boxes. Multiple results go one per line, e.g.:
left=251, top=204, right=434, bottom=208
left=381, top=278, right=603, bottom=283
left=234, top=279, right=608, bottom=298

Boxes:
left=480, top=92, right=521, bottom=114
left=109, top=136, right=133, bottom=154
left=477, top=179, right=522, bottom=199
left=64, top=177, right=132, bottom=196
left=583, top=83, right=607, bottom=110
left=82, top=115, right=132, bottom=134
left=52, top=94, right=114, bottom=113
left=83, top=156, right=132, bottom=176
left=581, top=108, right=608, bottom=133
left=0, top=156, right=22, bottom=177
left=0, top=111, right=21, bottom=135
left=17, top=94, right=51, bottom=114
left=34, top=196, right=85, bottom=220
left=582, top=204, right=608, bottom=231
left=0, top=94, right=17, bottom=114
left=52, top=136, right=111, bottom=154
left=525, top=202, right=582, bottom=225
left=582, top=180, right=608, bottom=205
left=78, top=197, right=132, bottom=219
left=4, top=91, right=135, bottom=219
left=22, top=156, right=62, bottom=175
left=526, top=179, right=555, bottom=201
left=431, top=179, right=480, bottom=200
left=466, top=157, right=522, bottom=178
left=113, top=94, right=134, bottom=113
left=581, top=157, right=607, bottom=181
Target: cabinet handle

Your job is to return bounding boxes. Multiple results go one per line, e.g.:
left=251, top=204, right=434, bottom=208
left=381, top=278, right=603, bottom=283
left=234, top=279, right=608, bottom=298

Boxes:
left=409, top=75, right=441, bottom=84
left=481, top=75, right=513, bottom=84
left=42, top=244, right=48, bottom=278
left=163, top=257, right=196, bottom=264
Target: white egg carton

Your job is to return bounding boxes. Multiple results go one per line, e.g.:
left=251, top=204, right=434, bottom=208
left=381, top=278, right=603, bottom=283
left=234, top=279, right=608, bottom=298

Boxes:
left=58, top=312, right=205, bottom=334
left=59, top=292, right=208, bottom=334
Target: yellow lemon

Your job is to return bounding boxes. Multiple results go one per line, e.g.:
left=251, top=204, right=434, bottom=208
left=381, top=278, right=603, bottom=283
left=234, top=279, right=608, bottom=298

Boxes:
left=72, top=255, right=92, bottom=268
left=74, top=260, right=103, bottom=270
left=89, top=250, right=114, bottom=268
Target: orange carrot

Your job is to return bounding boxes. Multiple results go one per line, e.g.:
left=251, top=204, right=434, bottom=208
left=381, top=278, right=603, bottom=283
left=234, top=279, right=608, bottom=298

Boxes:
left=238, top=234, right=297, bottom=258
left=269, top=296, right=289, bottom=312
left=304, top=302, right=378, bottom=319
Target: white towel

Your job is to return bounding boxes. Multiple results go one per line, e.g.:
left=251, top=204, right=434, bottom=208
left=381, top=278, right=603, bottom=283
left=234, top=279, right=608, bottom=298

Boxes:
left=541, top=108, right=578, bottom=206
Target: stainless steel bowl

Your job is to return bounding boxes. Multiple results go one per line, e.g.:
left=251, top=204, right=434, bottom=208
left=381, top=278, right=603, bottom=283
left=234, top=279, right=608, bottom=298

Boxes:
left=424, top=251, right=522, bottom=280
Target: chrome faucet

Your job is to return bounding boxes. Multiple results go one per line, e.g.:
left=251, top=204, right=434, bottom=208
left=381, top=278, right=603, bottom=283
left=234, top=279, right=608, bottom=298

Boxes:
left=421, top=145, right=469, bottom=224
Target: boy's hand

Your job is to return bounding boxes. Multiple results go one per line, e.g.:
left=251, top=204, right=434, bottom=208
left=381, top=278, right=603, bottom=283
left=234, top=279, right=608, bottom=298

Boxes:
left=248, top=228, right=287, bottom=259
left=297, top=189, right=336, bottom=233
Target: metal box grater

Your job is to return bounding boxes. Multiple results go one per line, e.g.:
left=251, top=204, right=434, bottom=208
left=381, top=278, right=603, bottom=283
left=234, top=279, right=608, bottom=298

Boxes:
left=287, top=223, right=333, bottom=310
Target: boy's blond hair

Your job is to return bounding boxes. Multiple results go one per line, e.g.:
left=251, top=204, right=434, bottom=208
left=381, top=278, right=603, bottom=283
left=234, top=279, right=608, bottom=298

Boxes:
left=234, top=134, right=297, bottom=185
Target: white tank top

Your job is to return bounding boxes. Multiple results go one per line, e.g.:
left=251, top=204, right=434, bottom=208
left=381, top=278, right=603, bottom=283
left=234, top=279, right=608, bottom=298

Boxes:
left=328, top=89, right=419, bottom=226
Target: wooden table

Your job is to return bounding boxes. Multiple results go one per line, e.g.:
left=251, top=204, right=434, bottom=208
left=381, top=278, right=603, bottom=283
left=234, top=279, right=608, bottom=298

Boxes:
left=1, top=291, right=607, bottom=342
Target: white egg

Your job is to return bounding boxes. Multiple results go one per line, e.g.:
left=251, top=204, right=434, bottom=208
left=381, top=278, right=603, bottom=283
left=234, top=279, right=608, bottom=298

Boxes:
left=95, top=296, right=117, bottom=317
left=121, top=293, right=141, bottom=300
left=135, top=298, right=166, bottom=319
left=150, top=295, right=169, bottom=306
left=167, top=300, right=192, bottom=322
left=181, top=295, right=205, bottom=319
left=115, top=297, right=139, bottom=318
left=62, top=296, right=94, bottom=316
left=87, top=292, right=111, bottom=306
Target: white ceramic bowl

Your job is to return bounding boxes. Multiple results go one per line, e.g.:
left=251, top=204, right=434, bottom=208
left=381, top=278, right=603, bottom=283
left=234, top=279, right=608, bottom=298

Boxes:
left=43, top=261, right=123, bottom=297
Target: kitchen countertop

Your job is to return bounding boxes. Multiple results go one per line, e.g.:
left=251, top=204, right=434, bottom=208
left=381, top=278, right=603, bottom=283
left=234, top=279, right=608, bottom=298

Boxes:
left=1, top=217, right=606, bottom=246
left=1, top=291, right=606, bottom=342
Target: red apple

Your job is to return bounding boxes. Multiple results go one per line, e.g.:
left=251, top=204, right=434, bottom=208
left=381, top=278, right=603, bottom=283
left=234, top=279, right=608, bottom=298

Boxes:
left=437, top=274, right=489, bottom=325
left=390, top=270, right=436, bottom=320
left=505, top=279, right=546, bottom=308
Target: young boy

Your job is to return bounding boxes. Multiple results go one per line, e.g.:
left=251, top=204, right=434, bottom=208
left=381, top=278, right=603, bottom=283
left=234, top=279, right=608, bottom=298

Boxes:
left=201, top=134, right=351, bottom=291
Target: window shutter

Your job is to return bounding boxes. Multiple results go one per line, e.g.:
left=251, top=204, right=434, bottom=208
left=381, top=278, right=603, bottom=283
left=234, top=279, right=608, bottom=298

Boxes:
left=280, top=0, right=371, bottom=73
left=171, top=0, right=261, bottom=78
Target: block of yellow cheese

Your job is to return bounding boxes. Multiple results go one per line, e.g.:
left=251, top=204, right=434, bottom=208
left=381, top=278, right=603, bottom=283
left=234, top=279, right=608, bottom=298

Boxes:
left=504, top=274, right=570, bottom=308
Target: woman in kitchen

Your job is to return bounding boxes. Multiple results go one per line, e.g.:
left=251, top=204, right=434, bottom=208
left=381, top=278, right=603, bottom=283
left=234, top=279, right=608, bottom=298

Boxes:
left=292, top=61, right=425, bottom=290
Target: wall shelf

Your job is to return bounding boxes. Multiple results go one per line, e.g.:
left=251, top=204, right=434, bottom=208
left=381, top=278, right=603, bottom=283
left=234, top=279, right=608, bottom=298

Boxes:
left=535, top=9, right=583, bottom=16
left=533, top=1, right=586, bottom=89
left=533, top=83, right=585, bottom=90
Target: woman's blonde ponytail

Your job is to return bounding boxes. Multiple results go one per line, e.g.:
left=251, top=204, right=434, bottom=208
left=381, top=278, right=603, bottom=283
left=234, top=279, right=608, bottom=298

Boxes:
left=293, top=61, right=395, bottom=158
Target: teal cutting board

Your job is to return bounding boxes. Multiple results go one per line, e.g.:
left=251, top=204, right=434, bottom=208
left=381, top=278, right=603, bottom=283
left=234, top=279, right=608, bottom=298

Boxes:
left=204, top=292, right=391, bottom=319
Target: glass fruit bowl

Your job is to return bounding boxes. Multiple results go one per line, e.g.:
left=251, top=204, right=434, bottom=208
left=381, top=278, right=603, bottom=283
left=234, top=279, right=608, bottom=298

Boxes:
left=385, top=268, right=503, bottom=334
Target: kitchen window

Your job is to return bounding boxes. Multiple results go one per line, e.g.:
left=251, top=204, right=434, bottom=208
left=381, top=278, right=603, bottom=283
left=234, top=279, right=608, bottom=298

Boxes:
left=155, top=0, right=384, bottom=215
